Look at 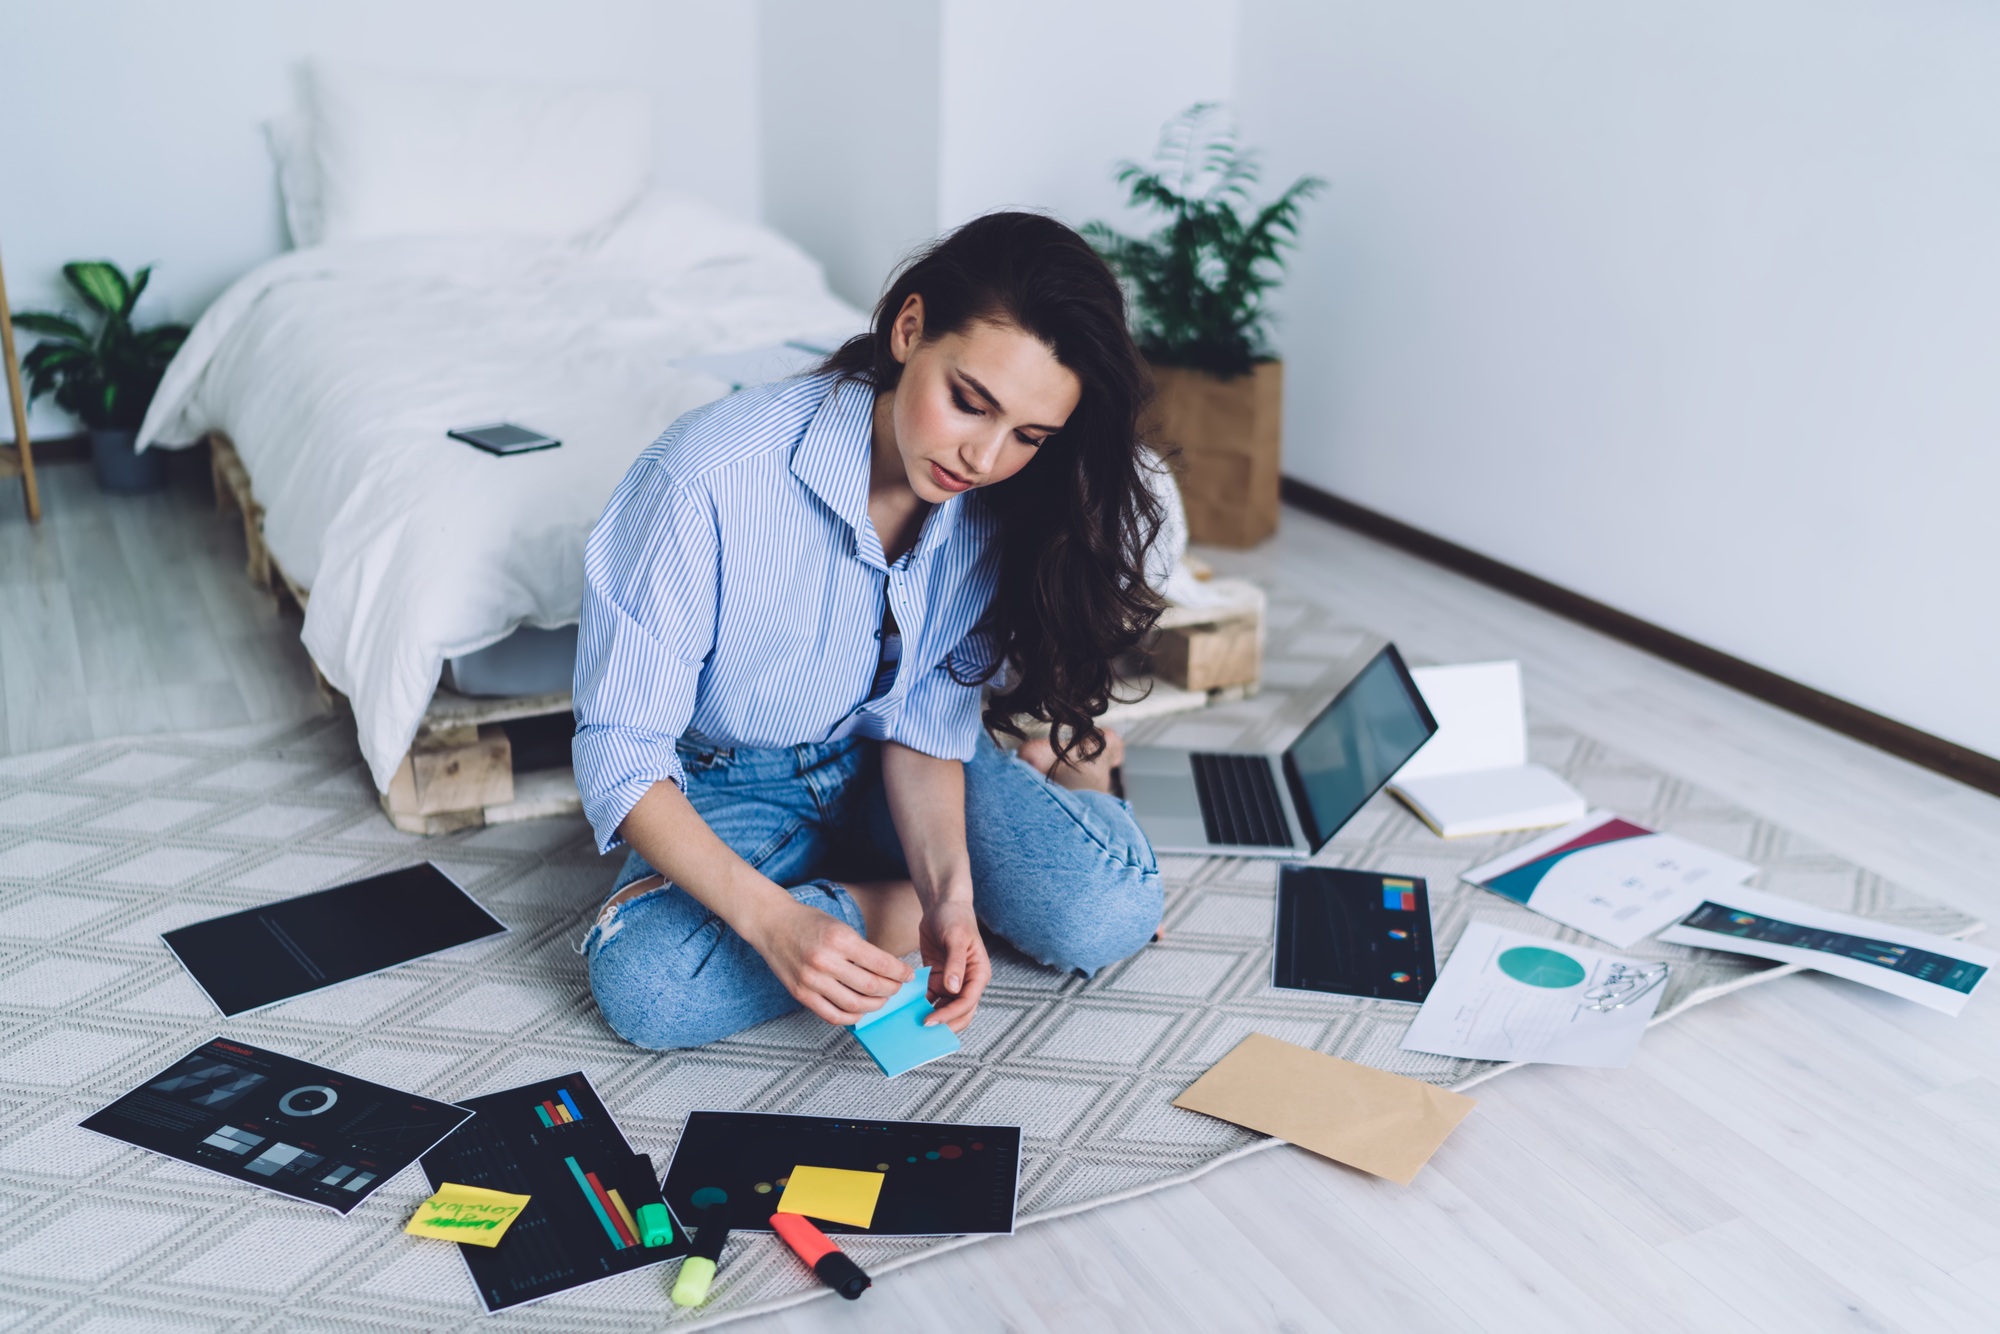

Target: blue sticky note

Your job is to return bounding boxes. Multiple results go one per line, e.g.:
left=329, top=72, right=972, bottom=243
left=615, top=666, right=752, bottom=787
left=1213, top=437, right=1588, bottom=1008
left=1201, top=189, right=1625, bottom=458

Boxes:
left=849, top=967, right=960, bottom=1078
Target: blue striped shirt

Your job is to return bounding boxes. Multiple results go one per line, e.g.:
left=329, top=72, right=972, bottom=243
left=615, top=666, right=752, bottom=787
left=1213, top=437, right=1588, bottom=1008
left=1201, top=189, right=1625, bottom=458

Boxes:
left=572, top=372, right=1002, bottom=853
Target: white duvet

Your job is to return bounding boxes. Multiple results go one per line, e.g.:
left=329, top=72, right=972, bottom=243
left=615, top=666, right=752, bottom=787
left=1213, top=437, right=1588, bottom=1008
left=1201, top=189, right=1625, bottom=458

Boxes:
left=139, top=192, right=864, bottom=792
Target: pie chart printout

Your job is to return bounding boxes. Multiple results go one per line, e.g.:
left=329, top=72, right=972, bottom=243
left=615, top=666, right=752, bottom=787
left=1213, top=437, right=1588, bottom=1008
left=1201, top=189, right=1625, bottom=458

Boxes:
left=1497, top=945, right=1587, bottom=989
left=1402, top=923, right=1664, bottom=1066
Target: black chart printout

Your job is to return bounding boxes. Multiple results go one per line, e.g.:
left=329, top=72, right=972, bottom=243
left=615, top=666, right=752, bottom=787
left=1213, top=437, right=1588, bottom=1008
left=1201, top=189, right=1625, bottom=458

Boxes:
left=418, top=1072, right=687, bottom=1312
left=80, top=1038, right=472, bottom=1214
left=1273, top=865, right=1437, bottom=1002
left=161, top=862, right=507, bottom=1017
left=661, top=1110, right=1022, bottom=1236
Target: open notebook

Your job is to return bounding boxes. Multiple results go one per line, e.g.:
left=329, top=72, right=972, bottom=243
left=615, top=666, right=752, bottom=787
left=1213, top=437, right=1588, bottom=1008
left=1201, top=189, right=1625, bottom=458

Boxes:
left=1388, top=661, right=1587, bottom=838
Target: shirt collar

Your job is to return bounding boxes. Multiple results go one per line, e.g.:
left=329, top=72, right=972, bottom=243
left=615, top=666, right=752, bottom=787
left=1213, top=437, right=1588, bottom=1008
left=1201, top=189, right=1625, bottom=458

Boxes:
left=791, top=375, right=966, bottom=569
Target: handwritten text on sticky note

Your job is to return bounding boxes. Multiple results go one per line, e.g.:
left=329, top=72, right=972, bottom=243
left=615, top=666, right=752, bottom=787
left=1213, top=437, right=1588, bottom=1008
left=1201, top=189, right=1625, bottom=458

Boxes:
left=406, top=1182, right=531, bottom=1247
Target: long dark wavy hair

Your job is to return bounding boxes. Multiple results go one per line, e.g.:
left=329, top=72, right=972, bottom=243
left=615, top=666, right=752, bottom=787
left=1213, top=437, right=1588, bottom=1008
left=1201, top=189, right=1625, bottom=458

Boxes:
left=820, top=211, right=1166, bottom=764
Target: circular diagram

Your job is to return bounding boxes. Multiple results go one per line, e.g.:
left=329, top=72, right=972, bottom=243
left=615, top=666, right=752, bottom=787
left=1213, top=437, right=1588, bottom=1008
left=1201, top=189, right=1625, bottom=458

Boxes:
left=278, top=1085, right=339, bottom=1116
left=1497, top=946, right=1587, bottom=989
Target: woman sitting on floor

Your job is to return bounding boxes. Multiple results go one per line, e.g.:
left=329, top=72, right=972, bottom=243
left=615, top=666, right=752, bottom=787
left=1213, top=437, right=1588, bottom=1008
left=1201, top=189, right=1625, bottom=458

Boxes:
left=572, top=211, right=1167, bottom=1049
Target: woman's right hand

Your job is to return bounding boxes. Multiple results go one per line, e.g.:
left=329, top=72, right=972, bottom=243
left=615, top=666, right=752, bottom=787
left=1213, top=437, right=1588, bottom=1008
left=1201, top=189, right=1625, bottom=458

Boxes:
left=747, top=897, right=913, bottom=1027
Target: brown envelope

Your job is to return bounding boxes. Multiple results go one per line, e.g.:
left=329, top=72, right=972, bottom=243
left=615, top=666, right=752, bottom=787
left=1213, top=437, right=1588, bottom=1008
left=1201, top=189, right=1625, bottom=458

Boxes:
left=1172, top=1032, right=1475, bottom=1185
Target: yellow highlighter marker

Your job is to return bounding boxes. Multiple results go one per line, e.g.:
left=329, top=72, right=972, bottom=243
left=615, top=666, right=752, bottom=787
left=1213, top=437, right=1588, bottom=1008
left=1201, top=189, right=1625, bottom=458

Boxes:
left=672, top=1220, right=731, bottom=1307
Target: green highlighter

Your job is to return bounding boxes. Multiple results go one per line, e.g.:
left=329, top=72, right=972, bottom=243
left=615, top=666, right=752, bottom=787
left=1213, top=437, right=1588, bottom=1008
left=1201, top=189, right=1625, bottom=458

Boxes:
left=635, top=1201, right=674, bottom=1248
left=671, top=1220, right=731, bottom=1307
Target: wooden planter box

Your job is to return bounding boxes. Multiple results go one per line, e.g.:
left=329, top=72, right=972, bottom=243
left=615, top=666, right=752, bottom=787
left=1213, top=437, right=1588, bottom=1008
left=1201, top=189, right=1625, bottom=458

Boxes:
left=1143, top=360, right=1283, bottom=548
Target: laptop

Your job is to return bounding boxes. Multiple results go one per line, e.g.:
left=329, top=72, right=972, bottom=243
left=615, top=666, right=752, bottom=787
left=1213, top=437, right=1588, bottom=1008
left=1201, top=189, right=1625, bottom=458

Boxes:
left=1123, top=643, right=1438, bottom=857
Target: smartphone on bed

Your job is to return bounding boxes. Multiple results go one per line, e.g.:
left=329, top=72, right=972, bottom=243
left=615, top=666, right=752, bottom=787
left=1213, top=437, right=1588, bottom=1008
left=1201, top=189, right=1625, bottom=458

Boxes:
left=449, top=423, right=561, bottom=455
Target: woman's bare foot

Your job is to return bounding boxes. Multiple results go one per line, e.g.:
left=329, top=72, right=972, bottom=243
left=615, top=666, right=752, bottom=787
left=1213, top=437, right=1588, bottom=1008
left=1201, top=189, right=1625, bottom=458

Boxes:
left=1017, top=728, right=1125, bottom=794
left=844, top=878, right=923, bottom=959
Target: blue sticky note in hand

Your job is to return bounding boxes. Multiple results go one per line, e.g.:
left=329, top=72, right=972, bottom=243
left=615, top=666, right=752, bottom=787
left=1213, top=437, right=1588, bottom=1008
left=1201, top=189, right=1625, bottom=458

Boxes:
left=849, top=966, right=961, bottom=1078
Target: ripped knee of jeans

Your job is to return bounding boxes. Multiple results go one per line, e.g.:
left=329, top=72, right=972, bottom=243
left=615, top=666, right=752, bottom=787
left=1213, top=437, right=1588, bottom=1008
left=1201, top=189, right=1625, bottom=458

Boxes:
left=578, top=874, right=667, bottom=954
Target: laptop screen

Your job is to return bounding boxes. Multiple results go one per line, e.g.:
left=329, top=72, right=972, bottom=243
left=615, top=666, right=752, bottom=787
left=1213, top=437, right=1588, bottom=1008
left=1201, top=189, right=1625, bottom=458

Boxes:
left=1282, top=644, right=1438, bottom=852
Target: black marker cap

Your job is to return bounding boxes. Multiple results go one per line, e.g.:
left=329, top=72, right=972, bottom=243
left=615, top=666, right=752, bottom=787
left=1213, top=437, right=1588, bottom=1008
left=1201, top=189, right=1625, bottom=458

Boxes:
left=692, top=1221, right=731, bottom=1263
left=814, top=1251, right=871, bottom=1300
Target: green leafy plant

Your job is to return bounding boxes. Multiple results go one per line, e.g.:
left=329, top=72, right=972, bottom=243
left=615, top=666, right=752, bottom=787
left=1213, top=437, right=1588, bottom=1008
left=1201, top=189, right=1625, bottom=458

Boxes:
left=12, top=261, right=190, bottom=430
left=1084, top=104, right=1323, bottom=378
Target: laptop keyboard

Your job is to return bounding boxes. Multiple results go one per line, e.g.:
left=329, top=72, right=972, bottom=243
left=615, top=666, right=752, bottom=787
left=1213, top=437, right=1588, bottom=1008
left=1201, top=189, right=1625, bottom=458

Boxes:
left=1189, top=753, right=1293, bottom=847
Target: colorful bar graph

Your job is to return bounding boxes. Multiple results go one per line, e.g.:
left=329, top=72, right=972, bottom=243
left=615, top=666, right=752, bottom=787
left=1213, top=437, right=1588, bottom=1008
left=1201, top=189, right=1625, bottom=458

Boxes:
left=533, top=1104, right=553, bottom=1128
left=541, top=1100, right=566, bottom=1125
left=556, top=1087, right=583, bottom=1121
left=587, top=1171, right=638, bottom=1247
left=605, top=1186, right=641, bottom=1246
left=566, top=1156, right=627, bottom=1249
left=1382, top=880, right=1417, bottom=912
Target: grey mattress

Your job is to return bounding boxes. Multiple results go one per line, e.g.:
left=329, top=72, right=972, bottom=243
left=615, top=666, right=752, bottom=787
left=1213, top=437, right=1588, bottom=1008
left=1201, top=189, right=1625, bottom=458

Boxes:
left=442, top=623, right=579, bottom=697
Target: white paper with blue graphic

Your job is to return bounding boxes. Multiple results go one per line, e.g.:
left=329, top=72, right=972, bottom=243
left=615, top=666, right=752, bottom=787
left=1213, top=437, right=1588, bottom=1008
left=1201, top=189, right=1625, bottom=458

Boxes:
left=1461, top=811, right=1757, bottom=948
left=1401, top=920, right=1668, bottom=1066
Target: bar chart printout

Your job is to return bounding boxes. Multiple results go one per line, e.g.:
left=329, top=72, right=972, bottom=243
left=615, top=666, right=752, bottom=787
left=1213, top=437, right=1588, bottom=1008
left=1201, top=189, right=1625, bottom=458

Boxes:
left=418, top=1071, right=686, bottom=1312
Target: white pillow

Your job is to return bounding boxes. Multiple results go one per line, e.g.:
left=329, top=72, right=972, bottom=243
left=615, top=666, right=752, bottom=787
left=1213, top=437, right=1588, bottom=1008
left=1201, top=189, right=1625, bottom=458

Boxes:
left=303, top=63, right=653, bottom=242
left=584, top=191, right=827, bottom=285
left=263, top=112, right=325, bottom=248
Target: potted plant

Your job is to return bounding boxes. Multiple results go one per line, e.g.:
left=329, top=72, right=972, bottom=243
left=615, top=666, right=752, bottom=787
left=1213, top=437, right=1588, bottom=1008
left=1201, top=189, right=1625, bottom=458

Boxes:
left=1086, top=105, right=1321, bottom=548
left=12, top=261, right=190, bottom=493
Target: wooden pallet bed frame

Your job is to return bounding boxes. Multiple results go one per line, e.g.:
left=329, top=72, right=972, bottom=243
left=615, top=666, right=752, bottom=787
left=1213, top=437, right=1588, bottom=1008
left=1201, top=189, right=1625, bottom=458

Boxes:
left=209, top=431, right=580, bottom=833
left=205, top=430, right=1262, bottom=836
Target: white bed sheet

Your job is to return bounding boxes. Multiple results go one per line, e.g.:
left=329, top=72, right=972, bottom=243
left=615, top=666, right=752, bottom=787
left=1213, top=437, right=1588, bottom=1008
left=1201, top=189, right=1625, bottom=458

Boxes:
left=139, top=194, right=863, bottom=792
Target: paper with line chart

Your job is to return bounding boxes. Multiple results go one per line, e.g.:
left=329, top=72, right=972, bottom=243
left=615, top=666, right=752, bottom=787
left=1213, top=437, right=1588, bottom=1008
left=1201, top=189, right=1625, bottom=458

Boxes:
left=1400, top=920, right=1667, bottom=1067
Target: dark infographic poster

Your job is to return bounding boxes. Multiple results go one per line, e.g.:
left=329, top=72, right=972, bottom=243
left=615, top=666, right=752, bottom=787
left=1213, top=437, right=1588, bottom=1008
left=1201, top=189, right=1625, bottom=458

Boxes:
left=1678, top=901, right=1988, bottom=992
left=79, top=1038, right=471, bottom=1214
left=418, top=1072, right=686, bottom=1313
left=1273, top=864, right=1437, bottom=1002
left=661, top=1110, right=1022, bottom=1237
left=162, top=862, right=508, bottom=1017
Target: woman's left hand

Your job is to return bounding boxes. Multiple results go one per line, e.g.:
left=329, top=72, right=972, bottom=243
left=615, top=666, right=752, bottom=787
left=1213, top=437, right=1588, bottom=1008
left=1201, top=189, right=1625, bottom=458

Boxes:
left=918, top=896, right=990, bottom=1033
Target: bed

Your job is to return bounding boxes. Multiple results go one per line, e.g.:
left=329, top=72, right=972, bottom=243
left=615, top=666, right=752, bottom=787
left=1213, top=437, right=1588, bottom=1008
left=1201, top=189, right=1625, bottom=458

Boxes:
left=135, top=65, right=866, bottom=828
left=138, top=63, right=1260, bottom=834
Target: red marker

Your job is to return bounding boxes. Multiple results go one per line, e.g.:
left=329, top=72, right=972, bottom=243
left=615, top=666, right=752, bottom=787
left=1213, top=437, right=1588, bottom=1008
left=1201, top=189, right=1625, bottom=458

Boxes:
left=770, top=1212, right=871, bottom=1300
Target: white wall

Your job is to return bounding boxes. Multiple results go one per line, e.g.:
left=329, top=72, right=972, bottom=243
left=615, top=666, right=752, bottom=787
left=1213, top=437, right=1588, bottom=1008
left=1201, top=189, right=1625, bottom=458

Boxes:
left=757, top=0, right=1240, bottom=308
left=1238, top=0, right=2000, bottom=758
left=936, top=1, right=1240, bottom=232
left=760, top=0, right=941, bottom=310
left=1, top=0, right=759, bottom=439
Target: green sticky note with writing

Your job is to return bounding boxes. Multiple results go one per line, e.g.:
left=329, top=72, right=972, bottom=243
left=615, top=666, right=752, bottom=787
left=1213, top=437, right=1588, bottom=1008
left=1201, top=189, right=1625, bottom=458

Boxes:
left=406, top=1182, right=531, bottom=1247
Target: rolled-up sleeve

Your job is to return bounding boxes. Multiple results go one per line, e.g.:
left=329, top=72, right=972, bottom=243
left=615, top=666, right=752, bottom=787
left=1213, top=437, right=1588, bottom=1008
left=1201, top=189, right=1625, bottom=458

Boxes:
left=572, top=459, right=718, bottom=853
left=889, top=622, right=999, bottom=764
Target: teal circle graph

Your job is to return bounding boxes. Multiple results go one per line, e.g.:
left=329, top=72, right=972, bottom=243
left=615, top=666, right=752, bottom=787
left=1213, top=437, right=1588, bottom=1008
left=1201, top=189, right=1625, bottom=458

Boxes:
left=1497, top=945, right=1587, bottom=989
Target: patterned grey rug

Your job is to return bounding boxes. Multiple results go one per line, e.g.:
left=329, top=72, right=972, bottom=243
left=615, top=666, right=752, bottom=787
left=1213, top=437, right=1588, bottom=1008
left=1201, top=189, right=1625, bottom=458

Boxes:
left=0, top=599, right=1980, bottom=1331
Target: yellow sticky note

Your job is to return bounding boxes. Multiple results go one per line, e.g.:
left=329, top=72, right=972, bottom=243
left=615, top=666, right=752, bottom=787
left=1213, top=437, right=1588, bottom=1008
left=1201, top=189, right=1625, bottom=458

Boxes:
left=775, top=1165, right=885, bottom=1229
left=405, top=1182, right=531, bottom=1247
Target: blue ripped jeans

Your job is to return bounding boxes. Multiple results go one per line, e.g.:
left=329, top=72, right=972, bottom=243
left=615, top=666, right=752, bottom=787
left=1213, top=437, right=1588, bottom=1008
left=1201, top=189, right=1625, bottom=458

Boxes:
left=580, top=732, right=1162, bottom=1049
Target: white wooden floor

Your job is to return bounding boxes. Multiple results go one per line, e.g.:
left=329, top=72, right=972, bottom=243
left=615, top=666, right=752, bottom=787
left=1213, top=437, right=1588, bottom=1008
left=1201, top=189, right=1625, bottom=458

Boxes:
left=0, top=454, right=327, bottom=754
left=5, top=459, right=1998, bottom=1332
